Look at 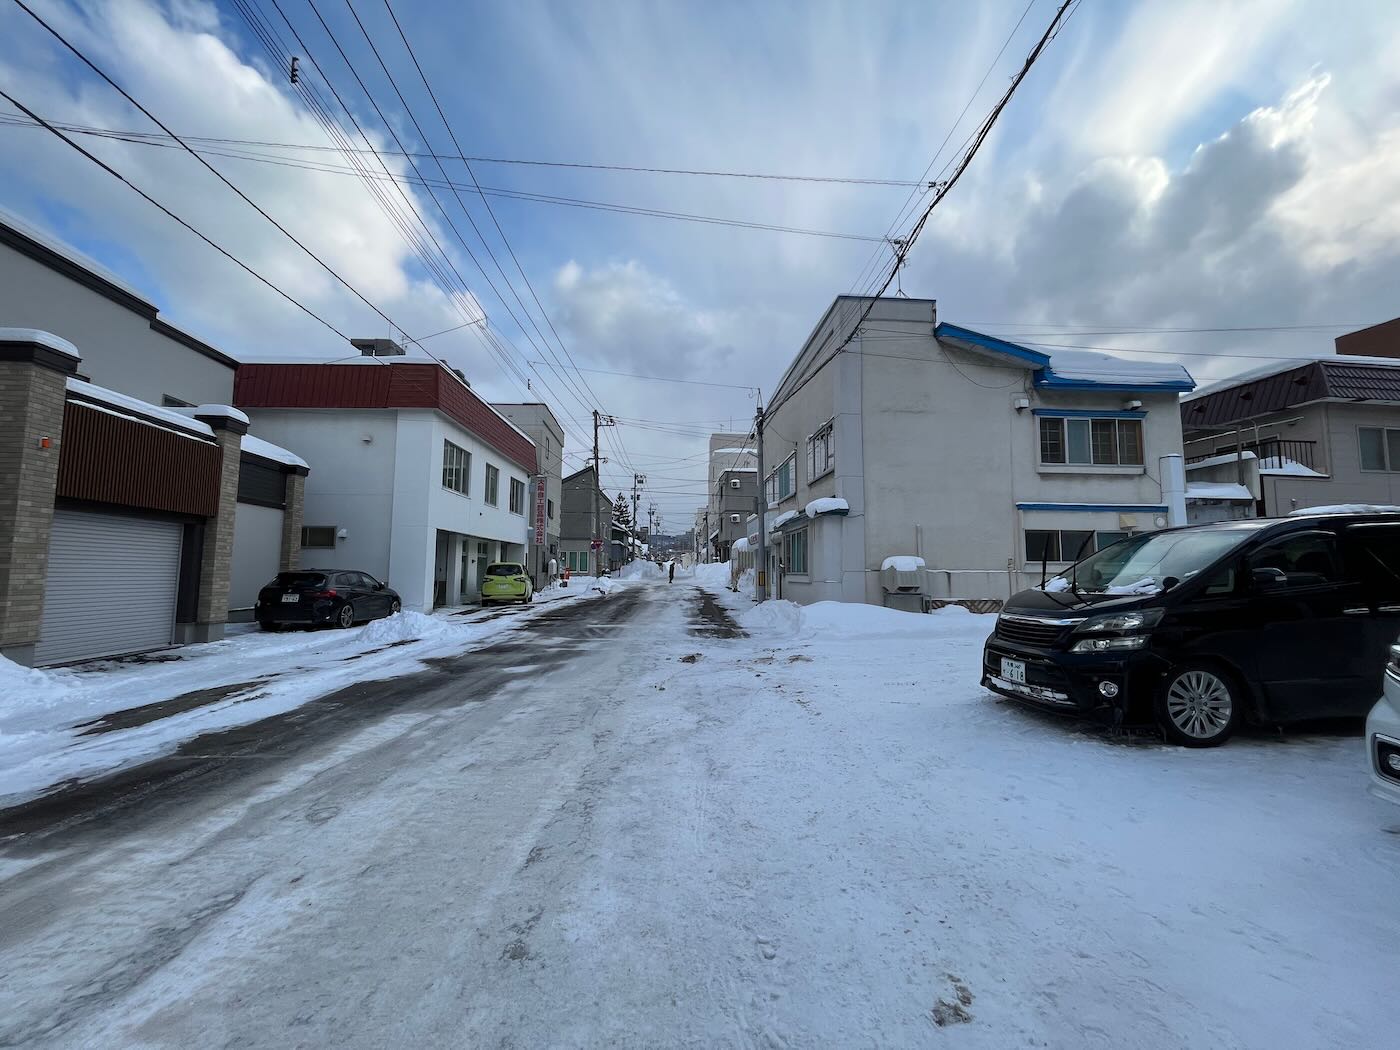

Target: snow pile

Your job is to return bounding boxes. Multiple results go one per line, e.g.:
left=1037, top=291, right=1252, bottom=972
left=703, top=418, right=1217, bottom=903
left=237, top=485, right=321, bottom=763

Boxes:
left=0, top=654, right=76, bottom=709
left=1043, top=575, right=1071, bottom=593
left=771, top=509, right=802, bottom=530
left=731, top=537, right=750, bottom=553
left=1290, top=504, right=1400, bottom=516
left=735, top=567, right=755, bottom=593
left=1043, top=348, right=1194, bottom=389
left=738, top=599, right=805, bottom=636
left=589, top=577, right=625, bottom=596
left=880, top=555, right=926, bottom=572
left=804, top=496, right=848, bottom=518
left=1185, top=482, right=1254, bottom=500
left=692, top=562, right=733, bottom=590
left=360, top=610, right=458, bottom=645
left=1258, top=456, right=1328, bottom=478
left=618, top=560, right=663, bottom=581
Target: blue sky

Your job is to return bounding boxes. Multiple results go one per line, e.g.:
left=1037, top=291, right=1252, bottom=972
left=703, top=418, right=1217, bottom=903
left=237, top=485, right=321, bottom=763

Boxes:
left=2, top=0, right=1399, bottom=523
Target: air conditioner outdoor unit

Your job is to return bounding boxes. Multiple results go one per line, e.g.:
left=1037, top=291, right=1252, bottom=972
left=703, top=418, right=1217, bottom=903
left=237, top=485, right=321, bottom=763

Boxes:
left=880, top=556, right=928, bottom=594
left=730, top=478, right=741, bottom=489
left=729, top=514, right=742, bottom=523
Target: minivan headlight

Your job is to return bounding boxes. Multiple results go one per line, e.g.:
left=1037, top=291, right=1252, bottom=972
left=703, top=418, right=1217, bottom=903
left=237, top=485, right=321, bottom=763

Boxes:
left=1387, top=644, right=1400, bottom=679
left=1075, top=609, right=1164, bottom=633
left=1071, top=636, right=1149, bottom=653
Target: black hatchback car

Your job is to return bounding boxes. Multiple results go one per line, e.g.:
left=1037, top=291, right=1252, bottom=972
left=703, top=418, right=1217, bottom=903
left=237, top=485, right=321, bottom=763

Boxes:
left=982, top=511, right=1400, bottom=746
left=255, top=570, right=401, bottom=631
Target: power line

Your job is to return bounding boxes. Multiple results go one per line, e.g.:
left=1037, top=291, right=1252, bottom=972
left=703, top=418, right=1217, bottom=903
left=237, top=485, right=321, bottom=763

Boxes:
left=0, top=112, right=926, bottom=186
left=9, top=0, right=429, bottom=350
left=769, top=0, right=1077, bottom=420
left=0, top=88, right=348, bottom=341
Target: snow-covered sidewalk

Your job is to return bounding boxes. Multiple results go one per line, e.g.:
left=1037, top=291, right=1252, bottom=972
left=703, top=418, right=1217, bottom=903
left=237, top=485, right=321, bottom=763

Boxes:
left=0, top=586, right=612, bottom=807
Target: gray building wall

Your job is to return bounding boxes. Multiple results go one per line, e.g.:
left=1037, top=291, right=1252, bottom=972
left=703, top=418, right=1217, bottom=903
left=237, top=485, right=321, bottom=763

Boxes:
left=715, top=468, right=758, bottom=553
left=0, top=216, right=237, bottom=406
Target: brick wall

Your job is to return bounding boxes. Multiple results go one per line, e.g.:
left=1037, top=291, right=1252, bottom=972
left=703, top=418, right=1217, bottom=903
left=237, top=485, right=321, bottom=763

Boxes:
left=0, top=355, right=71, bottom=659
left=194, top=427, right=243, bottom=629
left=281, top=471, right=306, bottom=572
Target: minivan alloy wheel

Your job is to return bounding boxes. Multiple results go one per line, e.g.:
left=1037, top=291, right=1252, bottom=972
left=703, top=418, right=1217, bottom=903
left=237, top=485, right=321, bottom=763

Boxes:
left=1165, top=670, right=1233, bottom=740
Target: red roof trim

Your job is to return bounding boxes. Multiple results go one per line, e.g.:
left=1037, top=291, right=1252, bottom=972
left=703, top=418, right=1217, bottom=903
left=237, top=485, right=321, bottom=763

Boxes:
left=233, top=363, right=537, bottom=474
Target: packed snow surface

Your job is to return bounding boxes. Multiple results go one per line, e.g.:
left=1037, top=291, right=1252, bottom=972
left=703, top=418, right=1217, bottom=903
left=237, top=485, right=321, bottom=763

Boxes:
left=1, top=584, right=1395, bottom=1048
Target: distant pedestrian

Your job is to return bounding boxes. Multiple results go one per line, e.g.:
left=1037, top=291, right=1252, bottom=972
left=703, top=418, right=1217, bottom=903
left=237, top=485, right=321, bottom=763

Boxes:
left=668, top=561, right=675, bottom=583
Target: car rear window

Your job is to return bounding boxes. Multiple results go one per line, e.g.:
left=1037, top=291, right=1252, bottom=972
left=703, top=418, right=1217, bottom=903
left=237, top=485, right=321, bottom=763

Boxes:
left=486, top=563, right=523, bottom=576
left=275, top=572, right=328, bottom=589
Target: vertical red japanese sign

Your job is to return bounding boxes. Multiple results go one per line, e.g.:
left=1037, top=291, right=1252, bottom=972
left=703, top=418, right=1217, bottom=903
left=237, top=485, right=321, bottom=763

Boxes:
left=533, top=476, right=547, bottom=546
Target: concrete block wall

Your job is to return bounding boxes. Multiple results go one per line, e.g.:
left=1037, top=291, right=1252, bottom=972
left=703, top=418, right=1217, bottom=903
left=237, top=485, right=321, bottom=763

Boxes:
left=281, top=470, right=306, bottom=572
left=192, top=415, right=246, bottom=639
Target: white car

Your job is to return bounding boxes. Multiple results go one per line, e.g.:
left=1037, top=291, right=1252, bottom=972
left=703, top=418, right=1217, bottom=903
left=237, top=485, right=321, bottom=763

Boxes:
left=1367, top=644, right=1400, bottom=806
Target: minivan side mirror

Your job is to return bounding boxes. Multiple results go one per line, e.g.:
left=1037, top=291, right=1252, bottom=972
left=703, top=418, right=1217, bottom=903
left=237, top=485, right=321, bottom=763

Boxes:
left=373, top=582, right=383, bottom=591
left=1251, top=566, right=1287, bottom=589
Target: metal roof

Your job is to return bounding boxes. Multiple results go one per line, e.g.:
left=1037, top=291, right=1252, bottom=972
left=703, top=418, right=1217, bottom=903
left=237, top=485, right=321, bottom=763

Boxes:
left=1182, top=359, right=1400, bottom=428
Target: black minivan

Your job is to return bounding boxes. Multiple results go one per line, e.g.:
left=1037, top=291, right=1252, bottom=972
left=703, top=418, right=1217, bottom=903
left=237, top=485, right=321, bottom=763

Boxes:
left=982, top=512, right=1400, bottom=746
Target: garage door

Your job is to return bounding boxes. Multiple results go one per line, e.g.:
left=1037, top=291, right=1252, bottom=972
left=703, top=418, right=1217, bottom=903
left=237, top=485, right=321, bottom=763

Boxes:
left=35, top=509, right=184, bottom=666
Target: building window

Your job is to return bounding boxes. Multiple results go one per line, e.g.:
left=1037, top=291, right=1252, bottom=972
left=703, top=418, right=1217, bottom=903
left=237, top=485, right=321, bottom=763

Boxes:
left=484, top=463, right=500, bottom=505
left=783, top=528, right=808, bottom=574
left=509, top=477, right=526, bottom=514
left=765, top=453, right=796, bottom=505
left=806, top=419, right=835, bottom=481
left=443, top=440, right=471, bottom=494
left=1024, top=529, right=1127, bottom=563
left=1039, top=417, right=1143, bottom=466
left=547, top=498, right=555, bottom=520
left=161, top=394, right=194, bottom=408
left=302, top=525, right=337, bottom=548
left=1359, top=426, right=1400, bottom=472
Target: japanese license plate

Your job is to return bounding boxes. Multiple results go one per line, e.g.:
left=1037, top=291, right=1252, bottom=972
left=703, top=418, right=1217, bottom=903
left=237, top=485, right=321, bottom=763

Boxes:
left=281, top=593, right=300, bottom=603
left=1000, top=658, right=1026, bottom=684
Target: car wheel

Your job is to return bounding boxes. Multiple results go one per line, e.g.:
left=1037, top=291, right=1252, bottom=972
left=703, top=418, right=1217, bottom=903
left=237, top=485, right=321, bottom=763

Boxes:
left=1155, top=664, right=1242, bottom=747
left=336, top=603, right=355, bottom=629
left=389, top=599, right=402, bottom=616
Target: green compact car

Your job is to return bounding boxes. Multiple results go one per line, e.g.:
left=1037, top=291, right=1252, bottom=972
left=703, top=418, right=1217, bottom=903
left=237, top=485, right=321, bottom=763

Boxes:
left=481, top=562, right=534, bottom=605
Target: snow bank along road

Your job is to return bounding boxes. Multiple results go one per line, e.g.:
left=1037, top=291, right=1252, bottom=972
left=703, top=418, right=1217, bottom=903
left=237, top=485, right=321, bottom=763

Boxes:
left=3, top=582, right=1399, bottom=1048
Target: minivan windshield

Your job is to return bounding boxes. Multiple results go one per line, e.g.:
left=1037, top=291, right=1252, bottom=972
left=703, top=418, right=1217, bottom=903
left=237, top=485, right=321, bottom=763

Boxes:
left=1047, top=529, right=1254, bottom=594
left=486, top=563, right=523, bottom=577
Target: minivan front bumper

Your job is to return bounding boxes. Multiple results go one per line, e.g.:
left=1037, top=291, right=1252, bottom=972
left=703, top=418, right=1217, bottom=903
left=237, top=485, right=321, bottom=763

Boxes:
left=1366, top=680, right=1400, bottom=807
left=982, top=635, right=1167, bottom=720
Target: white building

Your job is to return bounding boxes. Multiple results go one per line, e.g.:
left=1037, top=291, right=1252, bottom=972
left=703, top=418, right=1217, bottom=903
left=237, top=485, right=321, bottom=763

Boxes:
left=235, top=352, right=537, bottom=611
left=755, top=296, right=1196, bottom=608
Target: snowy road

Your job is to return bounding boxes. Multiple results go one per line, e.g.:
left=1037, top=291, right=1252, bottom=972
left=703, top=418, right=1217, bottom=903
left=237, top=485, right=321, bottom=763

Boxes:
left=2, top=580, right=1398, bottom=1048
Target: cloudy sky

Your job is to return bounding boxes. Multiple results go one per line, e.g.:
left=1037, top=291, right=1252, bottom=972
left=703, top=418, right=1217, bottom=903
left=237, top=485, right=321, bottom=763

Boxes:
left=2, top=0, right=1398, bottom=527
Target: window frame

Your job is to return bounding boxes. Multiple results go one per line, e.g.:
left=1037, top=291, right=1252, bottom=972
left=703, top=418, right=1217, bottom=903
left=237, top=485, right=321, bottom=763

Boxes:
left=783, top=527, right=808, bottom=575
left=1024, top=528, right=1134, bottom=565
left=806, top=419, right=835, bottom=482
left=301, top=525, right=337, bottom=549
left=766, top=452, right=797, bottom=506
left=509, top=477, right=526, bottom=515
left=1038, top=416, right=1145, bottom=468
left=1358, top=425, right=1400, bottom=472
left=484, top=463, right=500, bottom=506
left=442, top=440, right=471, bottom=495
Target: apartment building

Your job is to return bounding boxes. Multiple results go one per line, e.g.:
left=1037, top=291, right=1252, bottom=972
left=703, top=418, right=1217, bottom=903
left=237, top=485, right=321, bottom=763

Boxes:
left=755, top=296, right=1195, bottom=608
left=705, top=432, right=755, bottom=559
left=492, top=402, right=565, bottom=583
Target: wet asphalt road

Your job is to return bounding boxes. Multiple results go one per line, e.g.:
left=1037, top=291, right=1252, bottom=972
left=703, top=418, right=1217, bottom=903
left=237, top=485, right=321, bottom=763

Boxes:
left=0, top=582, right=745, bottom=1048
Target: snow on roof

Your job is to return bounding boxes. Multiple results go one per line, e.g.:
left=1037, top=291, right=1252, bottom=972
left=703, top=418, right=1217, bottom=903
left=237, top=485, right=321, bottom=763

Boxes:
left=805, top=496, right=849, bottom=518
left=1288, top=504, right=1400, bottom=516
left=732, top=537, right=750, bottom=553
left=711, top=447, right=752, bottom=456
left=1185, top=450, right=1258, bottom=470
left=193, top=404, right=250, bottom=425
left=881, top=555, right=926, bottom=572
left=1041, top=349, right=1194, bottom=390
left=771, top=509, right=802, bottom=530
left=1184, top=353, right=1400, bottom=401
left=1185, top=482, right=1255, bottom=501
left=241, top=433, right=309, bottom=470
left=0, top=206, right=153, bottom=307
left=724, top=467, right=759, bottom=473
left=66, top=378, right=213, bottom=438
left=0, top=327, right=81, bottom=359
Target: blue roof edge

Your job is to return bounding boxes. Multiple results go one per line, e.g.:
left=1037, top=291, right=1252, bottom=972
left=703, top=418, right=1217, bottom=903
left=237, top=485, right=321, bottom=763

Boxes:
left=933, top=322, right=1051, bottom=367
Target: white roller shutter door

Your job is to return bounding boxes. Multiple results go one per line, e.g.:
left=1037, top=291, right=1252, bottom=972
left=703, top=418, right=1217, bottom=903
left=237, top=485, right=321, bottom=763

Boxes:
left=36, top=509, right=183, bottom=665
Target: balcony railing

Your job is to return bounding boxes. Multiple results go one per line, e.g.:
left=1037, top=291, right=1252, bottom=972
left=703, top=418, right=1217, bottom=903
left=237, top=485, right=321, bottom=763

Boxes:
left=1188, top=437, right=1319, bottom=471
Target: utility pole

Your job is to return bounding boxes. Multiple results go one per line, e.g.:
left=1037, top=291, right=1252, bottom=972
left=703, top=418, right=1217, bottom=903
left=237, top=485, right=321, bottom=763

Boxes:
left=591, top=409, right=615, bottom=576
left=632, top=473, right=645, bottom=560
left=754, top=391, right=767, bottom=602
